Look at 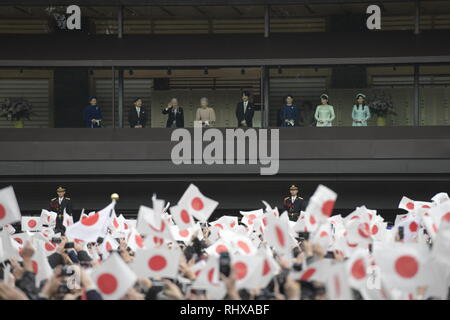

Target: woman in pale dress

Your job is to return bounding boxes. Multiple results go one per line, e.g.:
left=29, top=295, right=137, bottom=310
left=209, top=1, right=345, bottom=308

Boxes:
left=314, top=94, right=335, bottom=127
left=352, top=93, right=371, bottom=126
left=195, top=97, right=216, bottom=127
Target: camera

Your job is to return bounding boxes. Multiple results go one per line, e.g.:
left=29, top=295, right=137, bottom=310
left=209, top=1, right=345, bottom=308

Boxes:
left=219, top=252, right=231, bottom=277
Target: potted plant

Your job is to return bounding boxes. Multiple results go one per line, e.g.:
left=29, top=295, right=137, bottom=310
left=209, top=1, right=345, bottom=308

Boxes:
left=368, top=91, right=397, bottom=126
left=0, top=98, right=34, bottom=128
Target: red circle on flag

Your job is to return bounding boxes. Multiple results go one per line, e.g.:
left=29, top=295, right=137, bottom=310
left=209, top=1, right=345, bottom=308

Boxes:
left=124, top=223, right=129, bottom=230
left=275, top=225, right=285, bottom=247
left=351, top=258, right=366, bottom=279
left=442, top=212, right=450, bottom=223
left=262, top=217, right=267, bottom=226
left=179, top=229, right=189, bottom=237
left=81, top=213, right=99, bottom=226
left=262, top=259, right=271, bottom=276
left=432, top=224, right=438, bottom=233
left=214, top=224, right=224, bottom=229
left=0, top=204, right=6, bottom=220
left=215, top=244, right=228, bottom=254
left=32, top=260, right=38, bottom=274
left=148, top=255, right=167, bottom=271
left=358, top=223, right=370, bottom=238
left=395, top=255, right=419, bottom=278
left=422, top=205, right=431, bottom=209
left=45, top=242, right=55, bottom=251
left=321, top=200, right=335, bottom=217
left=351, top=216, right=360, bottom=220
left=106, top=242, right=113, bottom=252
left=237, top=240, right=250, bottom=254
left=347, top=241, right=358, bottom=248
left=47, top=216, right=51, bottom=222
left=301, top=268, right=316, bottom=281
left=406, top=202, right=415, bottom=210
left=97, top=273, right=118, bottom=294
left=230, top=222, right=236, bottom=228
left=334, top=275, right=341, bottom=297
left=191, top=197, right=204, bottom=211
left=233, top=262, right=248, bottom=280
left=14, top=238, right=23, bottom=244
left=153, top=237, right=163, bottom=245
left=409, top=221, right=418, bottom=232
left=28, top=219, right=37, bottom=228
left=309, top=215, right=316, bottom=225
left=181, top=210, right=190, bottom=224
left=207, top=268, right=216, bottom=284
left=320, top=231, right=328, bottom=238
left=371, top=225, right=379, bottom=235
left=135, top=235, right=144, bottom=248
left=113, top=218, right=119, bottom=229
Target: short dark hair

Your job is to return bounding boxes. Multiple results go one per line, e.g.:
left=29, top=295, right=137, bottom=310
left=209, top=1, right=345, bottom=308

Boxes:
left=242, top=91, right=251, bottom=98
left=89, top=96, right=97, bottom=102
left=134, top=97, right=142, bottom=103
left=284, top=94, right=294, bottom=102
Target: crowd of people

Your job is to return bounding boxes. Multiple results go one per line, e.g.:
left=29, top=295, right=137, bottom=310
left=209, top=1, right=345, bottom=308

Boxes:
left=0, top=183, right=449, bottom=301
left=82, top=92, right=372, bottom=129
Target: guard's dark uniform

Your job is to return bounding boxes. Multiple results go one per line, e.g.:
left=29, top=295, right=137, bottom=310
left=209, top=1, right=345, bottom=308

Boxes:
left=49, top=187, right=72, bottom=234
left=283, top=185, right=307, bottom=221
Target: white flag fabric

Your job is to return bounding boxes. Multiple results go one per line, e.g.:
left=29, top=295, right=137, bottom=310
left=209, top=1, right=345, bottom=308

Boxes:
left=65, top=202, right=115, bottom=242
left=0, top=229, right=22, bottom=261
left=305, top=184, right=337, bottom=223
left=91, top=252, right=137, bottom=300
left=131, top=247, right=181, bottom=279
left=63, top=210, right=74, bottom=228
left=345, top=248, right=370, bottom=289
left=178, top=184, right=218, bottom=222
left=126, top=228, right=145, bottom=251
left=39, top=209, right=57, bottom=226
left=264, top=213, right=292, bottom=258
left=0, top=185, right=21, bottom=227
left=31, top=244, right=53, bottom=285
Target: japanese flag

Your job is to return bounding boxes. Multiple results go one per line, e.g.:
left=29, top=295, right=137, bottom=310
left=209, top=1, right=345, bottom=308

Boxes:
left=11, top=232, right=32, bottom=246
left=431, top=192, right=449, bottom=205
left=240, top=209, right=263, bottom=228
left=231, top=254, right=263, bottom=289
left=205, top=239, right=233, bottom=256
left=170, top=204, right=195, bottom=230
left=431, top=218, right=450, bottom=267
left=66, top=202, right=115, bottom=242
left=99, top=234, right=119, bottom=257
left=0, top=229, right=22, bottom=261
left=192, top=255, right=221, bottom=289
left=21, top=216, right=42, bottom=232
left=305, top=184, right=337, bottom=223
left=326, top=262, right=353, bottom=300
left=30, top=244, right=53, bottom=285
left=345, top=249, right=370, bottom=289
left=131, top=247, right=181, bottom=279
left=221, top=230, right=257, bottom=256
left=249, top=247, right=280, bottom=289
left=3, top=224, right=15, bottom=235
left=291, top=258, right=332, bottom=283
left=310, top=222, right=332, bottom=252
left=39, top=238, right=58, bottom=257
left=209, top=216, right=237, bottom=231
left=91, top=252, right=137, bottom=300
left=0, top=185, right=21, bottom=227
left=398, top=197, right=431, bottom=212
left=264, top=214, right=292, bottom=259
left=178, top=184, right=218, bottom=223
left=126, top=228, right=145, bottom=251
left=63, top=210, right=74, bottom=228
left=373, top=242, right=429, bottom=290
left=40, top=209, right=57, bottom=226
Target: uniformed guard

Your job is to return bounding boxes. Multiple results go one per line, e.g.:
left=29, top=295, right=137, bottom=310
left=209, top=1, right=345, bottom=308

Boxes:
left=283, top=185, right=307, bottom=221
left=49, top=186, right=72, bottom=234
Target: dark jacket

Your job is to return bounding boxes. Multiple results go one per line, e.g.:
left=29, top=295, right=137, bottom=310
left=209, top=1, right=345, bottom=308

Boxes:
left=162, top=106, right=184, bottom=128
left=49, top=197, right=72, bottom=234
left=128, top=106, right=148, bottom=128
left=280, top=104, right=300, bottom=127
left=283, top=196, right=307, bottom=221
left=83, top=105, right=102, bottom=128
left=235, top=101, right=255, bottom=127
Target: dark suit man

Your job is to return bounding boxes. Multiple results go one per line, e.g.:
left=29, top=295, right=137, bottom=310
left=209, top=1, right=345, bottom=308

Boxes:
left=128, top=98, right=148, bottom=128
left=283, top=185, right=307, bottom=221
left=49, top=186, right=73, bottom=234
left=162, top=98, right=184, bottom=128
left=236, top=91, right=255, bottom=128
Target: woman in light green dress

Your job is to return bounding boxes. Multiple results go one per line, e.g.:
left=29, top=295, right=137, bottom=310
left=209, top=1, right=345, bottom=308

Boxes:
left=314, top=94, right=335, bottom=127
left=352, top=93, right=371, bottom=126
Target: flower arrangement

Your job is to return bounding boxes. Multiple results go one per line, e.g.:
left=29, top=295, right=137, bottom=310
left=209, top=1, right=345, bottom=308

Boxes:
left=0, top=98, right=34, bottom=121
left=368, top=91, right=397, bottom=118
